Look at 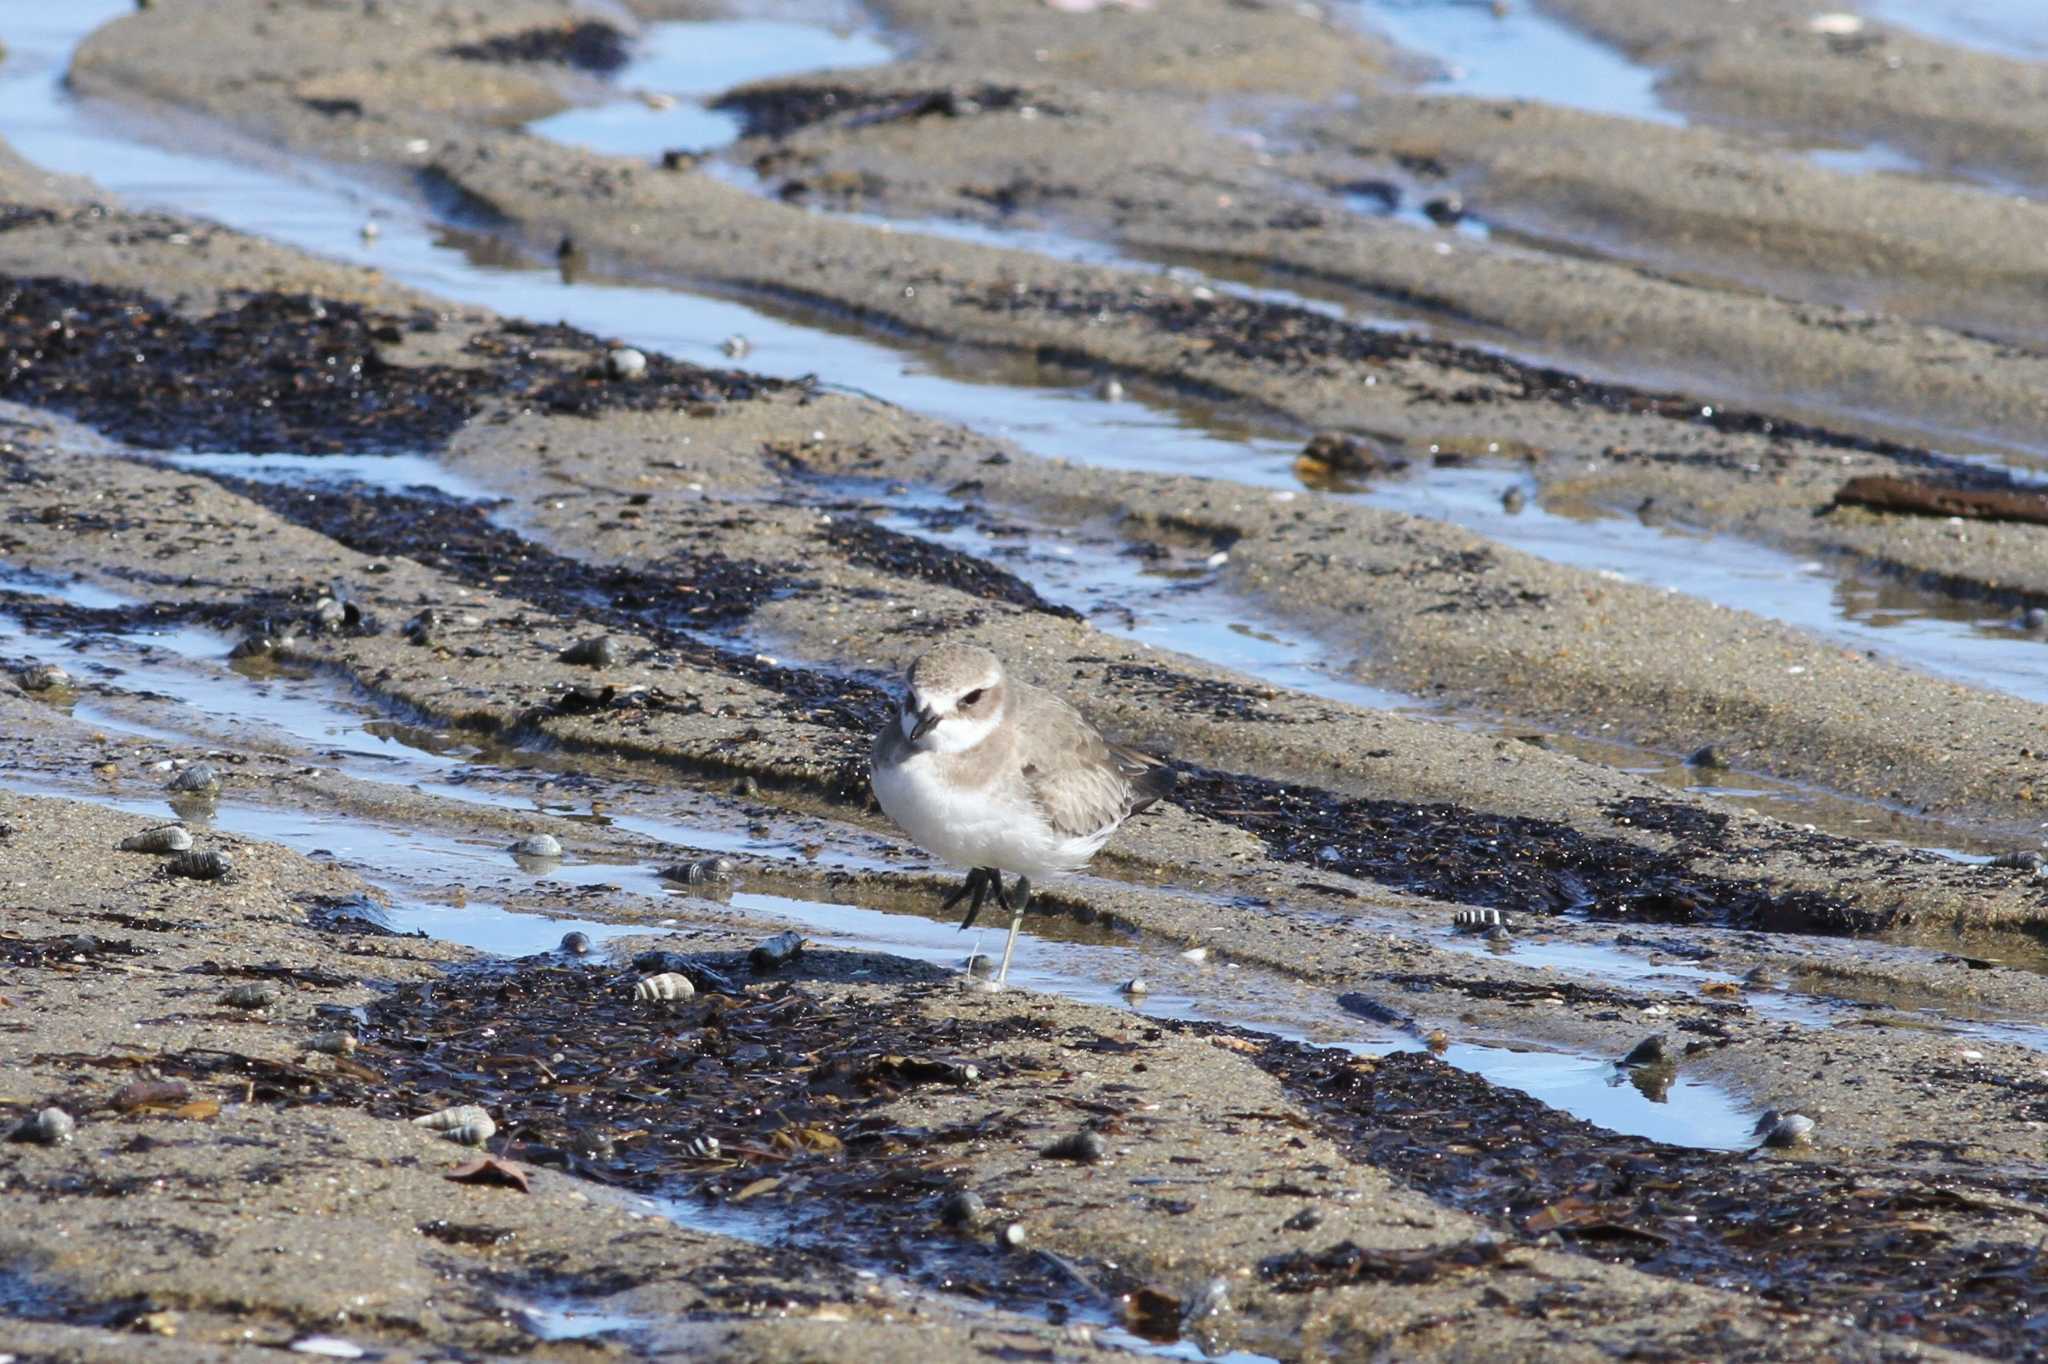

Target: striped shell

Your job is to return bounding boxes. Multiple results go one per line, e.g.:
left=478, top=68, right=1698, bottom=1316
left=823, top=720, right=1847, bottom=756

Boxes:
left=1452, top=908, right=1506, bottom=931
left=166, top=763, right=221, bottom=794
left=413, top=1104, right=492, bottom=1140
left=167, top=850, right=233, bottom=880
left=633, top=972, right=695, bottom=1002
left=118, top=825, right=193, bottom=854
left=221, top=984, right=277, bottom=1010
left=671, top=856, right=735, bottom=885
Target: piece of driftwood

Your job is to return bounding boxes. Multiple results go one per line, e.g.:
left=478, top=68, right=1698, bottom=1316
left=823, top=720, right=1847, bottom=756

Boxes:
left=1830, top=475, right=2048, bottom=528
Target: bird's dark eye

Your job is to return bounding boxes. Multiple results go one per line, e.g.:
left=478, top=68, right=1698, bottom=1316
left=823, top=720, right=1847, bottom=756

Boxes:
left=960, top=688, right=986, bottom=707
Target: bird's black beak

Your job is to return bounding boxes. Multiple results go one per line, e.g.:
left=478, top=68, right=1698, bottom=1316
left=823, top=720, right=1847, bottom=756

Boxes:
left=910, top=707, right=942, bottom=740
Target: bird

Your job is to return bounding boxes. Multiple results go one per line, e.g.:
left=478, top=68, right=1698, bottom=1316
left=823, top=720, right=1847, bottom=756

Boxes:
left=870, top=642, right=1174, bottom=989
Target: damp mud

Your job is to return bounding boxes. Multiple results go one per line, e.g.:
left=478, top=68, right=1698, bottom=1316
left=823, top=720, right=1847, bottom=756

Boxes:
left=6, top=0, right=2048, bottom=1359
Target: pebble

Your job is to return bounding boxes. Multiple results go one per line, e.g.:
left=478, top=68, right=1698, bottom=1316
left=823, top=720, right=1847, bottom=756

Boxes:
left=1620, top=1034, right=1669, bottom=1067
left=605, top=347, right=648, bottom=380
left=939, top=1189, right=986, bottom=1227
left=672, top=855, right=735, bottom=885
left=558, top=635, right=619, bottom=668
left=10, top=1107, right=75, bottom=1145
left=2022, top=606, right=2048, bottom=632
left=1180, top=946, right=1210, bottom=964
left=308, top=1030, right=358, bottom=1056
left=721, top=334, right=751, bottom=359
left=1096, top=377, right=1125, bottom=401
left=17, top=662, right=71, bottom=692
left=221, top=984, right=278, bottom=1010
left=1760, top=1111, right=1816, bottom=1148
left=1686, top=745, right=1727, bottom=770
left=1043, top=1130, right=1107, bottom=1163
left=1119, top=976, right=1149, bottom=996
left=749, top=931, right=806, bottom=972
left=560, top=930, right=593, bottom=955
left=511, top=833, right=562, bottom=859
left=996, top=1221, right=1028, bottom=1251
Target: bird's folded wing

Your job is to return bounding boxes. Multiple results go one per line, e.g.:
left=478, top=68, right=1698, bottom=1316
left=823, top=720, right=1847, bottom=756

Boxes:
left=1014, top=688, right=1173, bottom=836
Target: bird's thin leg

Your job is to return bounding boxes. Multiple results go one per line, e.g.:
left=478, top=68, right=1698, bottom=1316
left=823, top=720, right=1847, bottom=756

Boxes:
left=994, top=876, right=1031, bottom=987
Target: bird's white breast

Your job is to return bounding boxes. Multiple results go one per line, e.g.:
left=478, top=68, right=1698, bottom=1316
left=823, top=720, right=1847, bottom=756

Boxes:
left=872, top=749, right=1108, bottom=877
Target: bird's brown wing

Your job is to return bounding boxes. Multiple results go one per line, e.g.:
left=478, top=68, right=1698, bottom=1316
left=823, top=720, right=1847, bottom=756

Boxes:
left=1013, top=684, right=1175, bottom=838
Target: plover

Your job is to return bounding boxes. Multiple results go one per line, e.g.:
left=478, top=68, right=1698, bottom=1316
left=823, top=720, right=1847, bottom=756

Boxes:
left=871, top=643, right=1173, bottom=988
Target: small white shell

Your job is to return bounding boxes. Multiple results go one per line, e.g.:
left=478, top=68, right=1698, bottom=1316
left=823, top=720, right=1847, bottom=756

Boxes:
left=510, top=833, right=562, bottom=859
left=12, top=1107, right=75, bottom=1145
left=413, top=1103, right=492, bottom=1132
left=1180, top=946, right=1210, bottom=963
left=634, top=972, right=696, bottom=1002
left=1762, top=1113, right=1816, bottom=1148
left=445, top=1118, right=496, bottom=1146
left=1119, top=977, right=1150, bottom=996
left=605, top=347, right=647, bottom=380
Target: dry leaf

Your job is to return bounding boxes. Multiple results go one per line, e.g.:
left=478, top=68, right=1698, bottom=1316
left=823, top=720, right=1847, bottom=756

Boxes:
left=445, top=1156, right=530, bottom=1192
left=112, top=1079, right=192, bottom=1112
left=170, top=1098, right=221, bottom=1121
left=730, top=1176, right=783, bottom=1203
left=1208, top=1035, right=1260, bottom=1054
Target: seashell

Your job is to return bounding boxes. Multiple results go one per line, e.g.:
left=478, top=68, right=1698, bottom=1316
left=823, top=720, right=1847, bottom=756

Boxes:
left=1620, top=1034, right=1668, bottom=1067
left=1499, top=486, right=1526, bottom=514
left=2021, top=606, right=2048, bottom=633
left=1424, top=1028, right=1450, bottom=1052
left=962, top=952, right=994, bottom=978
left=289, top=1334, right=368, bottom=1359
left=685, top=1135, right=722, bottom=1159
left=1989, top=850, right=2044, bottom=871
left=1180, top=946, right=1210, bottom=963
left=721, top=334, right=751, bottom=359
left=17, top=662, right=71, bottom=692
left=996, top=1221, right=1028, bottom=1251
left=605, top=347, right=647, bottom=380
left=1452, top=907, right=1506, bottom=932
left=1687, top=744, right=1727, bottom=770
left=166, top=763, right=221, bottom=794
left=669, top=856, right=734, bottom=885
left=221, top=984, right=277, bottom=1010
left=748, top=931, right=805, bottom=973
left=1042, top=1130, right=1106, bottom=1164
left=307, top=1031, right=358, bottom=1056
left=1760, top=1112, right=1815, bottom=1148
left=634, top=972, right=695, bottom=1002
left=1119, top=977, right=1149, bottom=997
left=167, top=850, right=233, bottom=880
left=1096, top=377, right=1124, bottom=402
left=445, top=1118, right=496, bottom=1146
left=10, top=1107, right=75, bottom=1145
left=939, top=1189, right=985, bottom=1227
left=118, top=825, right=193, bottom=854
left=559, top=930, right=592, bottom=955
left=558, top=635, right=619, bottom=668
left=1182, top=1277, right=1230, bottom=1325
left=510, top=833, right=562, bottom=859
left=415, top=1103, right=491, bottom=1130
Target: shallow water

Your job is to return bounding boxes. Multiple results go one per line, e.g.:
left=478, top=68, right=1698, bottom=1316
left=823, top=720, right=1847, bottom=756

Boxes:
left=1860, top=0, right=2048, bottom=58
left=531, top=18, right=892, bottom=160
left=1348, top=0, right=1677, bottom=126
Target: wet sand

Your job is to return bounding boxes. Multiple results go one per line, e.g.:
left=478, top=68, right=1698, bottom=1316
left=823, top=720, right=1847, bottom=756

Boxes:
left=6, top=0, right=2048, bottom=1359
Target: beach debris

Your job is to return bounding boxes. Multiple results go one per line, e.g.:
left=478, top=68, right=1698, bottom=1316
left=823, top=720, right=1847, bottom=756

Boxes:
left=415, top=1104, right=496, bottom=1145
left=445, top=1155, right=529, bottom=1191
left=749, top=931, right=806, bottom=973
left=166, top=763, right=221, bottom=795
left=558, top=635, right=619, bottom=667
left=166, top=850, right=233, bottom=880
left=117, top=824, right=193, bottom=853
left=605, top=347, right=647, bottom=380
left=633, top=971, right=696, bottom=1003
left=9, top=1107, right=75, bottom=1145
left=1044, top=1129, right=1107, bottom=1163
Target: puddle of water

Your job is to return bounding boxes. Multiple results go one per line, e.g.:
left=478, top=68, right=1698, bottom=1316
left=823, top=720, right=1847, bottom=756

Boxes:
left=1860, top=0, right=2048, bottom=58
left=1348, top=0, right=1678, bottom=126
left=1426, top=1040, right=1754, bottom=1149
left=819, top=478, right=1417, bottom=713
left=154, top=451, right=499, bottom=502
left=531, top=19, right=892, bottom=160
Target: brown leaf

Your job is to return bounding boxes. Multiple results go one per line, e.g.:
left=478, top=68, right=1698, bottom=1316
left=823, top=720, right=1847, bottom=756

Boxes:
left=445, top=1156, right=531, bottom=1192
left=112, top=1079, right=192, bottom=1112
left=1701, top=981, right=1740, bottom=998
left=730, top=1176, right=783, bottom=1203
